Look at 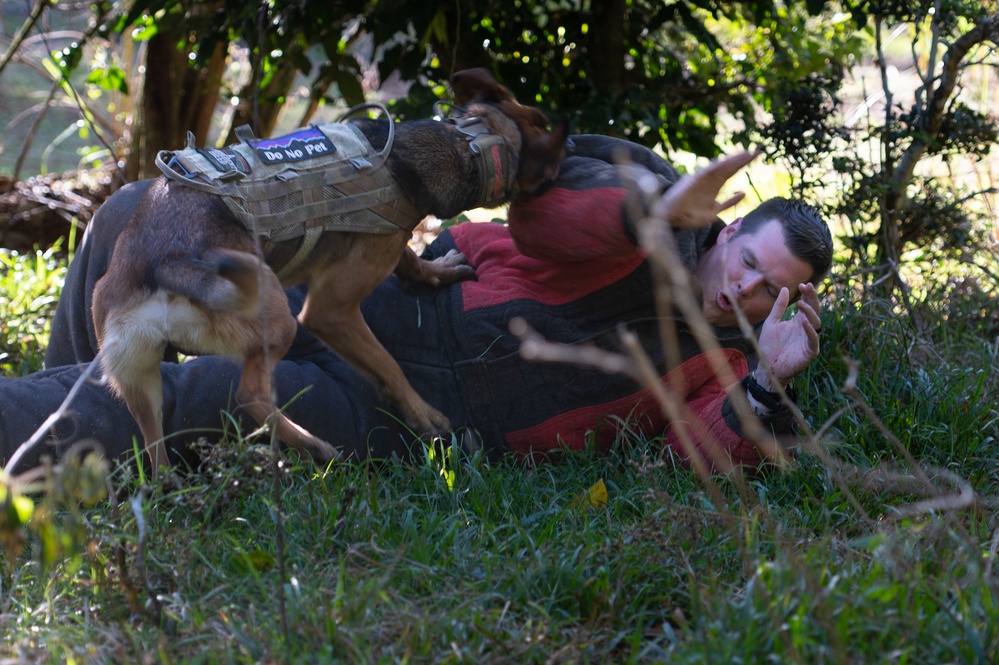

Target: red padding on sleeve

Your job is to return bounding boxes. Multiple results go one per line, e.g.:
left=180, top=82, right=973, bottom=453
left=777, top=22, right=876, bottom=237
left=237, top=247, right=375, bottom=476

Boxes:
left=451, top=222, right=645, bottom=310
left=507, top=187, right=640, bottom=262
left=506, top=349, right=758, bottom=470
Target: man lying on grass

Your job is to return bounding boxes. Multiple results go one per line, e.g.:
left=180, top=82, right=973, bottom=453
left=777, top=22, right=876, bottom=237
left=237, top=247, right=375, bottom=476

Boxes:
left=0, top=135, right=832, bottom=477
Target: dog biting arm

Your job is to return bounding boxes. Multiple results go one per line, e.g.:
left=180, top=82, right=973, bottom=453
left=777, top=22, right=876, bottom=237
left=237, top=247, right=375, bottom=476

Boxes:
left=505, top=135, right=700, bottom=264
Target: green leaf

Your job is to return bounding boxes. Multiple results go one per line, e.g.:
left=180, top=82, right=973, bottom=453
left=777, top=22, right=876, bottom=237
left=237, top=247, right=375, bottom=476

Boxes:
left=85, top=66, right=129, bottom=94
left=53, top=42, right=84, bottom=76
left=0, top=485, right=34, bottom=526
left=130, top=16, right=159, bottom=42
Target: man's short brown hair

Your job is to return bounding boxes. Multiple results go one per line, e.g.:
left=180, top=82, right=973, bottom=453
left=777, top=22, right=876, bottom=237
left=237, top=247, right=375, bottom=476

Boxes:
left=735, top=197, right=833, bottom=284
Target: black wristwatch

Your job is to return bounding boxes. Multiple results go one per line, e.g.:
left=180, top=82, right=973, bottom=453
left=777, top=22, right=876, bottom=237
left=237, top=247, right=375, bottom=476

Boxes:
left=745, top=372, right=783, bottom=412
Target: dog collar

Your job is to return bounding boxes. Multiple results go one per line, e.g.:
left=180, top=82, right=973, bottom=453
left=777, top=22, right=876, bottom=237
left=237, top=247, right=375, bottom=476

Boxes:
left=450, top=115, right=511, bottom=209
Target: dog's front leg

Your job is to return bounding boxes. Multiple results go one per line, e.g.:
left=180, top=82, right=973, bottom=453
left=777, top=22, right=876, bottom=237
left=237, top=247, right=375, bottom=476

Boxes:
left=303, top=302, right=451, bottom=435
left=300, top=237, right=451, bottom=435
left=395, top=246, right=477, bottom=287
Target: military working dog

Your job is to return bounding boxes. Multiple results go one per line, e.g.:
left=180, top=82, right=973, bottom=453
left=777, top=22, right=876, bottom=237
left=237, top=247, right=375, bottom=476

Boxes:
left=91, top=68, right=568, bottom=475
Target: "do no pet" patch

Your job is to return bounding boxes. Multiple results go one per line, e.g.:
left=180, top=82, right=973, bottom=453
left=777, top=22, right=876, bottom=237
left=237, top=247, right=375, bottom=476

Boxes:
left=250, top=127, right=337, bottom=164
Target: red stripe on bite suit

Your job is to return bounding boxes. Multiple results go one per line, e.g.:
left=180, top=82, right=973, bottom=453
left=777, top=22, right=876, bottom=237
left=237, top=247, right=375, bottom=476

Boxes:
left=507, top=186, right=640, bottom=262
left=450, top=203, right=645, bottom=311
left=505, top=349, right=749, bottom=468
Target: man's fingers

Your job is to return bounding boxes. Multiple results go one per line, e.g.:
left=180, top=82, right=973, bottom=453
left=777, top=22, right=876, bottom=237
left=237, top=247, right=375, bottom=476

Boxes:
left=706, top=150, right=760, bottom=181
left=803, top=316, right=821, bottom=356
left=796, top=299, right=821, bottom=330
left=654, top=149, right=759, bottom=228
left=800, top=282, right=820, bottom=308
left=766, top=286, right=791, bottom=326
left=797, top=283, right=822, bottom=330
left=715, top=191, right=746, bottom=214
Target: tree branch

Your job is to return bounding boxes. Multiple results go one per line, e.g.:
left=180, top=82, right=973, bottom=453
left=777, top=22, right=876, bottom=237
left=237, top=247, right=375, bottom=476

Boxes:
left=0, top=0, right=50, bottom=80
left=894, top=16, right=999, bottom=207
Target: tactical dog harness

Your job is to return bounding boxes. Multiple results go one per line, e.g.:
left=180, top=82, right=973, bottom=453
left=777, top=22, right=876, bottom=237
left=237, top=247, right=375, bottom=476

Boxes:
left=156, top=103, right=512, bottom=277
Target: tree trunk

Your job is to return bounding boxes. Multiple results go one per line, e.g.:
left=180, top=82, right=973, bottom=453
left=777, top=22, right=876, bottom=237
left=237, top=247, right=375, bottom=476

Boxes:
left=126, top=30, right=228, bottom=181
left=587, top=0, right=627, bottom=96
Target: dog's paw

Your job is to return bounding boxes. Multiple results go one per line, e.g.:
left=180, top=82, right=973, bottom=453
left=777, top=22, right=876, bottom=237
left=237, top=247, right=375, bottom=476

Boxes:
left=308, top=439, right=342, bottom=468
left=408, top=405, right=452, bottom=437
left=395, top=248, right=477, bottom=288
left=428, top=411, right=452, bottom=435
left=428, top=250, right=478, bottom=286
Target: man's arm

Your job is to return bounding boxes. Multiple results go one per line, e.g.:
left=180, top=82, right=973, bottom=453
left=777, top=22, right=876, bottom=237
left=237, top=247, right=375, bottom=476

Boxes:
left=671, top=374, right=800, bottom=472
left=505, top=135, right=684, bottom=263
left=506, top=140, right=757, bottom=267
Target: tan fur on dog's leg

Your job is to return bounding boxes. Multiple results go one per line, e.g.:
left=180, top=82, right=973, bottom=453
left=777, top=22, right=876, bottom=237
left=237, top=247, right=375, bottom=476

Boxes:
left=234, top=275, right=339, bottom=465
left=236, top=349, right=339, bottom=466
left=307, top=304, right=451, bottom=434
left=301, top=234, right=451, bottom=434
left=94, top=287, right=173, bottom=478
left=119, top=382, right=170, bottom=478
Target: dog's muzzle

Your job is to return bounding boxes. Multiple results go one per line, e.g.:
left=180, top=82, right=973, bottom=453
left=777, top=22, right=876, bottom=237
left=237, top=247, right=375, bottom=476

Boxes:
left=449, top=115, right=512, bottom=209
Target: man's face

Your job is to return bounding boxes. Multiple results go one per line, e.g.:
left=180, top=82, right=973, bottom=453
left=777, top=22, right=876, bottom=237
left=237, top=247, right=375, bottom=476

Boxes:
left=694, top=218, right=813, bottom=328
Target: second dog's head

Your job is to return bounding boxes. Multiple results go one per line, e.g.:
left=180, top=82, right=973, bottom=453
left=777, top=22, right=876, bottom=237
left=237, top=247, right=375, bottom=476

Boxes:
left=450, top=68, right=568, bottom=196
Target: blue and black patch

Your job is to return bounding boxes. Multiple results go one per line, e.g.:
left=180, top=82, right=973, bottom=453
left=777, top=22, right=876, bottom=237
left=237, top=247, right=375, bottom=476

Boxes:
left=249, top=127, right=337, bottom=164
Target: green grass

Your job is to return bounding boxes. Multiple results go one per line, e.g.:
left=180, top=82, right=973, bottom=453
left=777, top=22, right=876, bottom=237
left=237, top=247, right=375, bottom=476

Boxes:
left=0, top=250, right=998, bottom=663
left=3, top=435, right=998, bottom=663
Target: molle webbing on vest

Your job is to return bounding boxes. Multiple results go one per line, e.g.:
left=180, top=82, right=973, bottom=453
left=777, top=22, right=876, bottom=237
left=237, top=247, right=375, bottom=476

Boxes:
left=155, top=104, right=421, bottom=277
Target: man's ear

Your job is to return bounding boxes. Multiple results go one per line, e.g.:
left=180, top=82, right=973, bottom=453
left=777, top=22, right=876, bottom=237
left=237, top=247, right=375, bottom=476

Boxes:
left=719, top=217, right=743, bottom=241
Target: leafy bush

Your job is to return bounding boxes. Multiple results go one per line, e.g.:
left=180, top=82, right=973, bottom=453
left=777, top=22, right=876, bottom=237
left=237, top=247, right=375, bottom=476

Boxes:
left=0, top=244, right=68, bottom=376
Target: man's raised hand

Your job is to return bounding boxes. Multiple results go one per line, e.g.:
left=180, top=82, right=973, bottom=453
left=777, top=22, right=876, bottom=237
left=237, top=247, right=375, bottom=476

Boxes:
left=755, top=282, right=822, bottom=391
left=652, top=150, right=760, bottom=228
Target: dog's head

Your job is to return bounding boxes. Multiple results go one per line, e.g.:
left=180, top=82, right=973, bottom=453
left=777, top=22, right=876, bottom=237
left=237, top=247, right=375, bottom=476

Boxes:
left=450, top=68, right=568, bottom=196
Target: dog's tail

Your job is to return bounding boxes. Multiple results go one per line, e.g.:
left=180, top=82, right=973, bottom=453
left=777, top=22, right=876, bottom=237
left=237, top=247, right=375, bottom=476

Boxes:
left=153, top=249, right=264, bottom=314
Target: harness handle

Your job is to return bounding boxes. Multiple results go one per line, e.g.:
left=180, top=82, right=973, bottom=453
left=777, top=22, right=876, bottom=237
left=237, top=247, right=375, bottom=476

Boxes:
left=153, top=151, right=238, bottom=196
left=337, top=102, right=396, bottom=171
left=223, top=102, right=396, bottom=173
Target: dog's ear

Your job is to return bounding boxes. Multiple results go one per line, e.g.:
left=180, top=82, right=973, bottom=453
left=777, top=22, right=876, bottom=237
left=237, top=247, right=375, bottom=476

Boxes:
left=451, top=68, right=515, bottom=106
left=514, top=114, right=570, bottom=195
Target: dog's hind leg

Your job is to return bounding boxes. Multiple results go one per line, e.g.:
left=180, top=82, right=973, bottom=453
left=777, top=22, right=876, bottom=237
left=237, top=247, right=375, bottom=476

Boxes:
left=94, top=300, right=172, bottom=477
left=117, top=375, right=170, bottom=477
left=236, top=349, right=339, bottom=467
left=232, top=272, right=340, bottom=467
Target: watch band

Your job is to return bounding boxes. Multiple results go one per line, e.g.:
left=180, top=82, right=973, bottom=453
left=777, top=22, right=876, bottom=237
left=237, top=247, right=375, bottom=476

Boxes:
left=745, top=372, right=782, bottom=412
